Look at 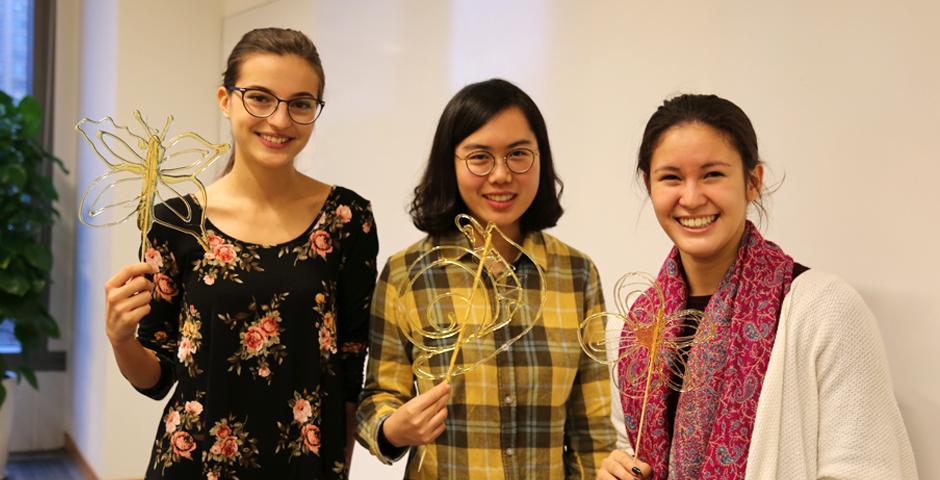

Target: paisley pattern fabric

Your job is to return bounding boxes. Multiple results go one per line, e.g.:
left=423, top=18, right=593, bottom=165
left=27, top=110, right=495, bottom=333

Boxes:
left=618, top=222, right=794, bottom=479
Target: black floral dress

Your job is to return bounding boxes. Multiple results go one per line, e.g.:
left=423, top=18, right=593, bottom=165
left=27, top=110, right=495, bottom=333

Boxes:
left=136, top=186, right=378, bottom=479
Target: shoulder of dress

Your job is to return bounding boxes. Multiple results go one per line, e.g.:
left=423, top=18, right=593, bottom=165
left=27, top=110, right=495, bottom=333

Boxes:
left=152, top=196, right=202, bottom=229
left=331, top=185, right=371, bottom=208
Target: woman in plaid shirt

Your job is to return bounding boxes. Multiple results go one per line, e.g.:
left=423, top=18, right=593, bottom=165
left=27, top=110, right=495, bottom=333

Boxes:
left=356, top=78, right=616, bottom=478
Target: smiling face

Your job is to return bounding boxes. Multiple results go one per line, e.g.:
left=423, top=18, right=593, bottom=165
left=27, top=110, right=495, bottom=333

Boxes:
left=454, top=106, right=540, bottom=241
left=647, top=122, right=763, bottom=268
left=217, top=53, right=321, bottom=170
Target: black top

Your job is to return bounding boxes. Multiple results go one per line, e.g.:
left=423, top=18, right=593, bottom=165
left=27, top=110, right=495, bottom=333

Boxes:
left=135, top=186, right=378, bottom=480
left=663, top=263, right=809, bottom=440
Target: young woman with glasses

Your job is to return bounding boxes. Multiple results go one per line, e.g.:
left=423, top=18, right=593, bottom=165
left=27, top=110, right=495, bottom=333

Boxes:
left=102, top=28, right=377, bottom=479
left=597, top=94, right=917, bottom=480
left=355, top=78, right=616, bottom=478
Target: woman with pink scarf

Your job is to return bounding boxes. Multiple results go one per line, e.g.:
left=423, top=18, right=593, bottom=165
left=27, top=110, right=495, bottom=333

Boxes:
left=598, top=94, right=917, bottom=480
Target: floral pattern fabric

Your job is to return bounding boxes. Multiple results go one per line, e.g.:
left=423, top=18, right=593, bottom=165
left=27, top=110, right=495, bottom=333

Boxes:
left=135, top=186, right=378, bottom=480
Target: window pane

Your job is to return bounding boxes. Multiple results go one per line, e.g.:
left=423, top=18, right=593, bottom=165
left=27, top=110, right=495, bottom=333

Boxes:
left=0, top=0, right=34, bottom=101
left=0, top=0, right=34, bottom=352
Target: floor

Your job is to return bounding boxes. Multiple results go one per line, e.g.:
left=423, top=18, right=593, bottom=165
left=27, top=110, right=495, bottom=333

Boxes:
left=5, top=450, right=85, bottom=480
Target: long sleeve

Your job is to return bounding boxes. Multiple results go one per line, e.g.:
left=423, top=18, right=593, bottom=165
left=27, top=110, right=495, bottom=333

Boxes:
left=354, top=259, right=414, bottom=464
left=746, top=270, right=919, bottom=479
left=134, top=219, right=184, bottom=400
left=336, top=201, right=379, bottom=402
left=564, top=259, right=617, bottom=478
left=811, top=276, right=918, bottom=479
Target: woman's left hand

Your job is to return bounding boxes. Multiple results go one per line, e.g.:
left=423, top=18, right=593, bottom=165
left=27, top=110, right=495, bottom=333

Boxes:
left=596, top=449, right=653, bottom=480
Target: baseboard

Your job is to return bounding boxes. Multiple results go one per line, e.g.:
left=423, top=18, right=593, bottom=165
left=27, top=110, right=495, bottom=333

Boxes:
left=63, top=433, right=98, bottom=480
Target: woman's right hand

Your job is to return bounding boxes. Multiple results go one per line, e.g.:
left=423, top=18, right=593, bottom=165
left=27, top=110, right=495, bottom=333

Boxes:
left=104, top=263, right=155, bottom=347
left=382, top=381, right=452, bottom=447
left=597, top=450, right=653, bottom=480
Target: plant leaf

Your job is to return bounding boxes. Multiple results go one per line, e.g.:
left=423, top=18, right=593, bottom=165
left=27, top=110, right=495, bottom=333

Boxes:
left=23, top=244, right=52, bottom=272
left=0, top=164, right=28, bottom=189
left=0, top=270, right=30, bottom=296
left=18, top=96, right=42, bottom=139
left=18, top=366, right=38, bottom=389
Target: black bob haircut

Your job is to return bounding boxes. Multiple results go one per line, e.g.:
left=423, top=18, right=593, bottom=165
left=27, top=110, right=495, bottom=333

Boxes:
left=409, top=78, right=564, bottom=235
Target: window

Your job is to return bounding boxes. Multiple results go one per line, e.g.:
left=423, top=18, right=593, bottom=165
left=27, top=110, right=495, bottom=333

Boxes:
left=0, top=0, right=64, bottom=370
left=0, top=0, right=34, bottom=101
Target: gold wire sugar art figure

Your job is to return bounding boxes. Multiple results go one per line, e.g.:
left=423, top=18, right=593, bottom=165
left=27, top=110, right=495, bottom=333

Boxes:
left=396, top=214, right=547, bottom=384
left=395, top=214, right=547, bottom=470
left=577, top=272, right=714, bottom=459
left=76, top=111, right=229, bottom=260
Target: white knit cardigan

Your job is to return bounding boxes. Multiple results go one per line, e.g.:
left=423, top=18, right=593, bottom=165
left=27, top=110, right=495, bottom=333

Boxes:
left=606, top=269, right=919, bottom=479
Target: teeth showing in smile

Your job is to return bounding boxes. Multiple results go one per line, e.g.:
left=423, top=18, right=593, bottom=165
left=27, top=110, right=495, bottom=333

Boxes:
left=484, top=193, right=515, bottom=202
left=678, top=215, right=718, bottom=228
left=260, top=133, right=289, bottom=144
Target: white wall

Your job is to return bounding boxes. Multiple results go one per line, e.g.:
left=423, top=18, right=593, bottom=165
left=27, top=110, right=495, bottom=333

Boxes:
left=59, top=0, right=938, bottom=478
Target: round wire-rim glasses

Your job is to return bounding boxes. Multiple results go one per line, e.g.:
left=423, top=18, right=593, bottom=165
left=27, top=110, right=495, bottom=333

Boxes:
left=226, top=86, right=325, bottom=125
left=456, top=147, right=539, bottom=177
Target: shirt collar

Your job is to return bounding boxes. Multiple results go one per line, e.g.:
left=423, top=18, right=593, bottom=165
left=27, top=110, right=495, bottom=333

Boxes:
left=430, top=227, right=549, bottom=271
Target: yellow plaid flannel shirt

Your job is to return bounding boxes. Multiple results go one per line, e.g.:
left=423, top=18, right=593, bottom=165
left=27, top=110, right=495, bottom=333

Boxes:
left=356, top=229, right=615, bottom=479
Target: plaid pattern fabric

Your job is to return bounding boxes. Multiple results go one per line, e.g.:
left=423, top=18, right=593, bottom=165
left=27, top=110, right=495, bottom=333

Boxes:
left=356, top=230, right=615, bottom=479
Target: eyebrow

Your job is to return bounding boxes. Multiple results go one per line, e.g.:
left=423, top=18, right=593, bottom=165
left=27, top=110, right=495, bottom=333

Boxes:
left=652, top=160, right=733, bottom=174
left=243, top=85, right=318, bottom=98
left=461, top=139, right=534, bottom=151
left=700, top=161, right=732, bottom=169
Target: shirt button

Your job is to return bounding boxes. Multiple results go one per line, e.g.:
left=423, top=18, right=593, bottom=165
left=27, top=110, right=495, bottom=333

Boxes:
left=505, top=448, right=514, bottom=456
left=503, top=395, right=514, bottom=405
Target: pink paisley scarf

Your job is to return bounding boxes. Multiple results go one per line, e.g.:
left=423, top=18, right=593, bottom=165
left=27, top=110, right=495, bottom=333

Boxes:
left=618, top=221, right=794, bottom=480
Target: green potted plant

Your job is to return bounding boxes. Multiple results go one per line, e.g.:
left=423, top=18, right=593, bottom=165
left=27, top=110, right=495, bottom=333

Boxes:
left=0, top=90, right=64, bottom=405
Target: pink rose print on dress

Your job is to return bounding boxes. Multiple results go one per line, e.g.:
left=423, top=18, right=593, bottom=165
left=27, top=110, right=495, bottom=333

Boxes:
left=144, top=248, right=163, bottom=270
left=308, top=230, right=333, bottom=259
left=177, top=337, right=196, bottom=363
left=242, top=326, right=266, bottom=354
left=214, top=244, right=237, bottom=264
left=319, top=328, right=336, bottom=355
left=153, top=273, right=178, bottom=301
left=164, top=410, right=181, bottom=433
left=207, top=234, right=224, bottom=249
left=205, top=417, right=259, bottom=474
left=301, top=424, right=321, bottom=454
left=293, top=399, right=312, bottom=424
left=170, top=431, right=196, bottom=459
left=153, top=394, right=205, bottom=470
left=221, top=293, right=288, bottom=381
left=219, top=436, right=238, bottom=459
left=259, top=316, right=279, bottom=337
left=194, top=230, right=263, bottom=285
left=277, top=389, right=324, bottom=458
left=184, top=401, right=203, bottom=416
left=335, top=205, right=352, bottom=223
